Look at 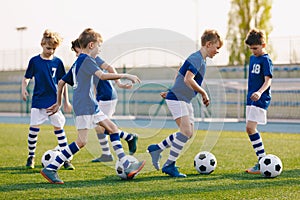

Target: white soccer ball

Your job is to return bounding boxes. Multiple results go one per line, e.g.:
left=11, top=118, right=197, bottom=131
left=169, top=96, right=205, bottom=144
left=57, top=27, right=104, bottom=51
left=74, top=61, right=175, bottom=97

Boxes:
left=259, top=154, right=283, bottom=178
left=194, top=151, right=217, bottom=174
left=41, top=149, right=61, bottom=168
left=115, top=155, right=139, bottom=180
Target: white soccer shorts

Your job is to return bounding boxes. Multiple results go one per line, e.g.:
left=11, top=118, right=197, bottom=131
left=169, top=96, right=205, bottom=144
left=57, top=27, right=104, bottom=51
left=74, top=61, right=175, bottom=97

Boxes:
left=246, top=105, right=267, bottom=125
left=75, top=111, right=108, bottom=130
left=166, top=99, right=194, bottom=124
left=30, top=108, right=65, bottom=128
left=98, top=99, right=118, bottom=118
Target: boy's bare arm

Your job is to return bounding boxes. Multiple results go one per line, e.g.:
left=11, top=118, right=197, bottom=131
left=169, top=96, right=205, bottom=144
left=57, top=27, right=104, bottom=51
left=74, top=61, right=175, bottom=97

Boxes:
left=250, top=76, right=272, bottom=101
left=62, top=84, right=72, bottom=113
left=94, top=70, right=140, bottom=84
left=47, top=79, right=66, bottom=116
left=184, top=71, right=210, bottom=107
left=99, top=63, right=133, bottom=89
left=21, top=77, right=30, bottom=101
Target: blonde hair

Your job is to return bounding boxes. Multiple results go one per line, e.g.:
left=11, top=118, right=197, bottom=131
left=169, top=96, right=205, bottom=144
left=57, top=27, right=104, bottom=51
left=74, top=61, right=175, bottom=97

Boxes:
left=201, top=29, right=223, bottom=47
left=41, top=29, right=63, bottom=47
left=78, top=28, right=103, bottom=49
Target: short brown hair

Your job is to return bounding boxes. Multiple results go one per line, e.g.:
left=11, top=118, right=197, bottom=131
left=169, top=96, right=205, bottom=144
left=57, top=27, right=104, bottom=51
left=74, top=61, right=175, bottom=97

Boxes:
left=41, top=29, right=62, bottom=47
left=201, top=29, right=223, bottom=47
left=78, top=28, right=103, bottom=49
left=245, top=28, right=266, bottom=46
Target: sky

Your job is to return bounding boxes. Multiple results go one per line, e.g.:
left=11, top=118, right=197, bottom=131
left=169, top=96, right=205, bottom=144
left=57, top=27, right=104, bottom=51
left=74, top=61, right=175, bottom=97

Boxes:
left=2, top=0, right=299, bottom=49
left=0, top=0, right=299, bottom=66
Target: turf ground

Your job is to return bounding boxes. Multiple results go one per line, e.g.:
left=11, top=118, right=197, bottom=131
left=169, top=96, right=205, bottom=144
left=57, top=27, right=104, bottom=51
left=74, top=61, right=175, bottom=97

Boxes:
left=0, top=123, right=299, bottom=199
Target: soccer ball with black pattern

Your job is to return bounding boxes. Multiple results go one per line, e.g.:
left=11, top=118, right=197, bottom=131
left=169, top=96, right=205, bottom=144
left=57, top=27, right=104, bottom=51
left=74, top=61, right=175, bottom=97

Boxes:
left=115, top=155, right=139, bottom=180
left=259, top=154, right=283, bottom=178
left=194, top=151, right=217, bottom=174
left=41, top=149, right=60, bottom=168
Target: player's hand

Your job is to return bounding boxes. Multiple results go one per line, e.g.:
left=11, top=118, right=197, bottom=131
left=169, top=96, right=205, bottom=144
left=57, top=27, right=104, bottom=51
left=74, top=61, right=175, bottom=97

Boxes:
left=116, top=81, right=133, bottom=89
left=160, top=91, right=168, bottom=99
left=250, top=91, right=262, bottom=101
left=22, top=90, right=29, bottom=101
left=202, top=93, right=210, bottom=107
left=63, top=102, right=73, bottom=113
left=125, top=74, right=141, bottom=84
left=47, top=103, right=60, bottom=116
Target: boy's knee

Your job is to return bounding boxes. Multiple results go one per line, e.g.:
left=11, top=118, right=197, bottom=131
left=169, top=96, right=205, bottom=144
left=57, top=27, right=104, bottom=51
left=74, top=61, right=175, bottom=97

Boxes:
left=246, top=126, right=255, bottom=134
left=106, top=125, right=119, bottom=134
left=182, top=130, right=193, bottom=138
left=76, top=139, right=87, bottom=148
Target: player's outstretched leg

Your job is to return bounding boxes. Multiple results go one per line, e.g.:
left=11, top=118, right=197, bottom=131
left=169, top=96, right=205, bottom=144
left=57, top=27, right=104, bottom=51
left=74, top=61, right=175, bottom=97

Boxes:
left=40, top=142, right=80, bottom=184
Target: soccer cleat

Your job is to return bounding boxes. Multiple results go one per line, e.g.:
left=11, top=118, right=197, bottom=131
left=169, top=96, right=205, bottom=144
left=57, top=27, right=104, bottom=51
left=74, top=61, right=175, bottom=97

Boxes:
left=91, top=154, right=114, bottom=162
left=63, top=160, right=75, bottom=170
left=245, top=163, right=260, bottom=174
left=162, top=162, right=186, bottom=178
left=26, top=156, right=35, bottom=169
left=147, top=144, right=162, bottom=170
left=40, top=168, right=64, bottom=184
left=127, top=133, right=138, bottom=155
left=125, top=160, right=146, bottom=179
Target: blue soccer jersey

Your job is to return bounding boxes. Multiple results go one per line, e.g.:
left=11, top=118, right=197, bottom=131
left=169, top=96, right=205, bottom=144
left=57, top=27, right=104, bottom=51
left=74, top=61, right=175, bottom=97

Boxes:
left=94, top=57, right=117, bottom=101
left=24, top=55, right=66, bottom=108
left=166, top=51, right=206, bottom=103
left=247, top=54, right=273, bottom=110
left=63, top=53, right=100, bottom=116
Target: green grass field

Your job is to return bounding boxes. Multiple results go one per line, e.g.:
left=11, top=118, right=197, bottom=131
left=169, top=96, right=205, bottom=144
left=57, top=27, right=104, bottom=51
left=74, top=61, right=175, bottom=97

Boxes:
left=0, top=123, right=299, bottom=199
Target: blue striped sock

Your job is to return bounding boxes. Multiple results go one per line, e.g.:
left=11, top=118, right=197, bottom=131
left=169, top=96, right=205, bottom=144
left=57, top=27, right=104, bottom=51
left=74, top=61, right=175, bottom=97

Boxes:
left=158, top=133, right=175, bottom=150
left=110, top=133, right=129, bottom=168
left=249, top=132, right=266, bottom=160
left=47, top=142, right=79, bottom=170
left=164, top=132, right=188, bottom=167
left=28, top=127, right=39, bottom=157
left=119, top=131, right=133, bottom=141
left=54, top=129, right=68, bottom=149
left=97, top=133, right=111, bottom=155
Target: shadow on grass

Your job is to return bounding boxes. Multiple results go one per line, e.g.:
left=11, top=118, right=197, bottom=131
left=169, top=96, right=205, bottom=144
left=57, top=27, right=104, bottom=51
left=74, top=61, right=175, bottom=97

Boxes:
left=2, top=174, right=299, bottom=200
left=0, top=174, right=156, bottom=193
left=0, top=167, right=299, bottom=200
left=0, top=165, right=43, bottom=174
left=183, top=168, right=300, bottom=181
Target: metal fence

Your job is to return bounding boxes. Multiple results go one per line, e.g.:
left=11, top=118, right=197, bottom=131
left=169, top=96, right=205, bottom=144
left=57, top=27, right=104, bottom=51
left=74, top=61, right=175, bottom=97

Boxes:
left=1, top=76, right=299, bottom=121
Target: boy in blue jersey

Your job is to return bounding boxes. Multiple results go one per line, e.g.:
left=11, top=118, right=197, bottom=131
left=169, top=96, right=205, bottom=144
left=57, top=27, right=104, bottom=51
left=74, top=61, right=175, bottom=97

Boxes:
left=41, top=28, right=145, bottom=184
left=71, top=39, right=138, bottom=162
left=21, top=29, right=74, bottom=170
left=147, top=29, right=223, bottom=177
left=244, top=28, right=273, bottom=174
